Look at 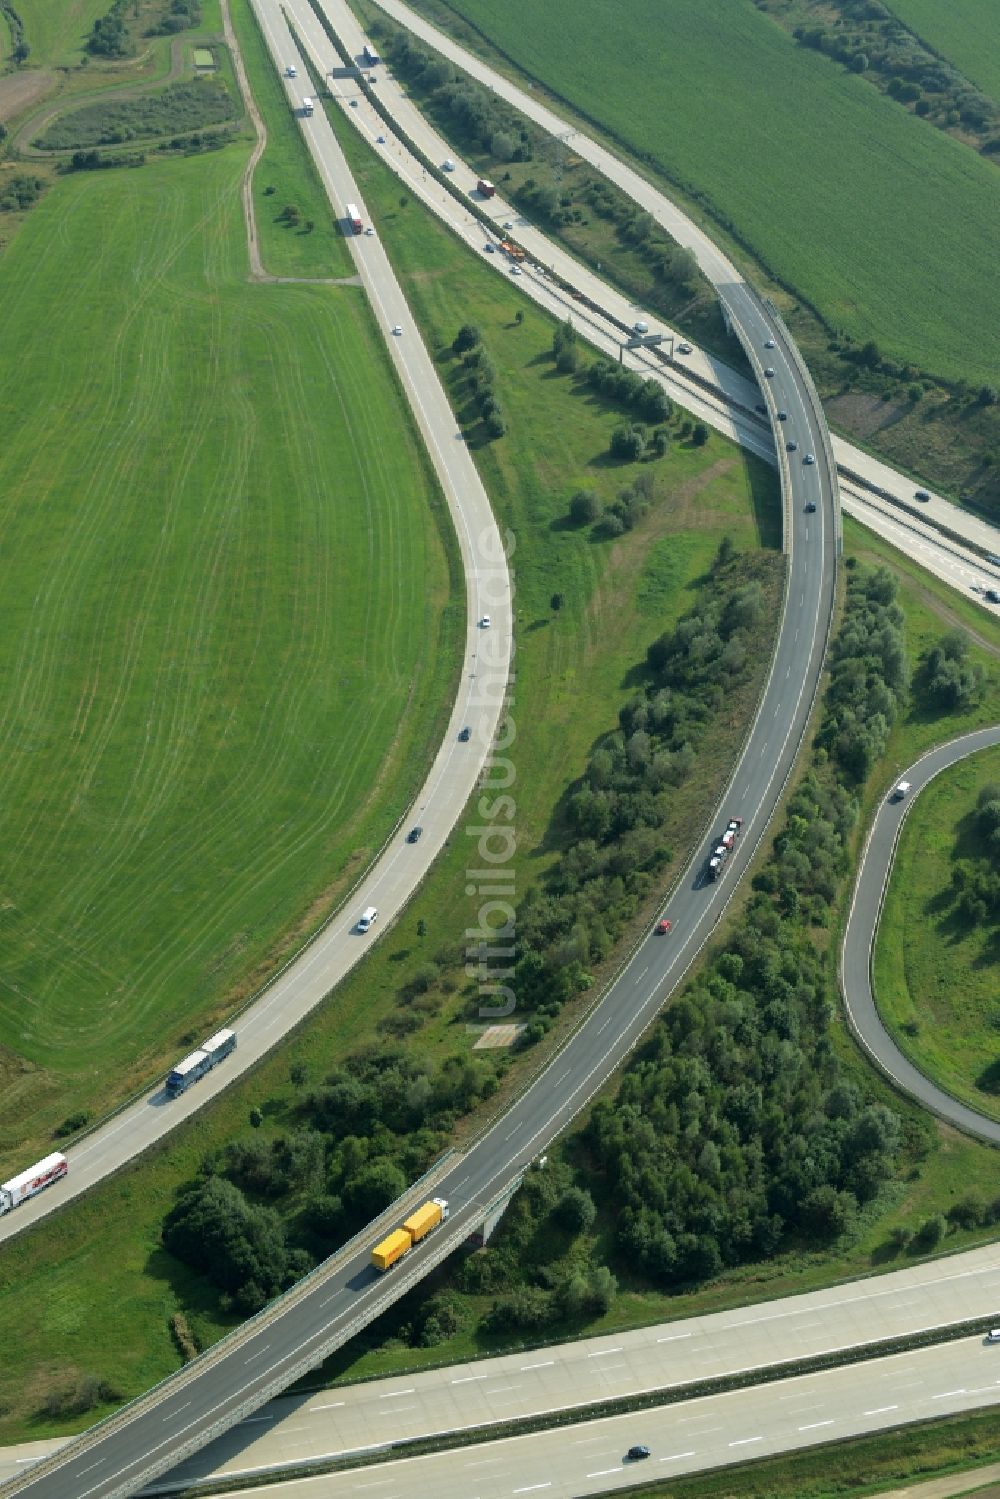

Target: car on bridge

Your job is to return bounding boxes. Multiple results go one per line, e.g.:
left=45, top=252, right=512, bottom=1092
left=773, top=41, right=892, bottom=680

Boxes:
left=804, top=453, right=816, bottom=465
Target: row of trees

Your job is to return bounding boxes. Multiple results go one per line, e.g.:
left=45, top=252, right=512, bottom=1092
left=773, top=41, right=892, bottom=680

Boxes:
left=948, top=781, right=1000, bottom=929
left=453, top=323, right=506, bottom=439
left=817, top=563, right=907, bottom=781
left=788, top=2, right=996, bottom=138
left=87, top=1, right=132, bottom=58
left=508, top=542, right=773, bottom=1029
left=387, top=31, right=531, bottom=163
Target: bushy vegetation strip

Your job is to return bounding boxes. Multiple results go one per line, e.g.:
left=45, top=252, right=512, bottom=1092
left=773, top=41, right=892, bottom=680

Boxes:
left=419, top=564, right=951, bottom=1344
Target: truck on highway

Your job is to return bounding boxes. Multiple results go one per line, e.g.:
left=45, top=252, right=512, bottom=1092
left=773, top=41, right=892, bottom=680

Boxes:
left=345, top=203, right=363, bottom=234
left=166, top=1028, right=237, bottom=1098
left=708, top=816, right=742, bottom=881
left=362, top=43, right=380, bottom=67
left=371, top=1197, right=449, bottom=1271
left=0, top=1152, right=68, bottom=1214
left=477, top=178, right=496, bottom=198
left=301, top=97, right=314, bottom=116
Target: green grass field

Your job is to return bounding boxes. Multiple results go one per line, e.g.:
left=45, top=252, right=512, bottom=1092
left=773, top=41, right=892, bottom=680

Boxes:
left=408, top=0, right=1000, bottom=386
left=874, top=746, right=1000, bottom=1122
left=886, top=0, right=1000, bottom=107
left=0, top=143, right=458, bottom=1169
left=19, top=0, right=114, bottom=65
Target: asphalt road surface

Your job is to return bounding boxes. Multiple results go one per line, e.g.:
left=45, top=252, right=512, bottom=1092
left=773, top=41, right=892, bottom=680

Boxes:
left=161, top=1337, right=1000, bottom=1499
left=842, top=727, right=1000, bottom=1143
left=6, top=1240, right=1000, bottom=1489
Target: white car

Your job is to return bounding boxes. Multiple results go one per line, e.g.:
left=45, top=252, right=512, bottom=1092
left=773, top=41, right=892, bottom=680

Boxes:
left=985, top=1328, right=1000, bottom=1343
left=391, top=324, right=402, bottom=336
left=479, top=615, right=491, bottom=628
left=286, top=64, right=297, bottom=77
left=677, top=341, right=692, bottom=354
left=442, top=159, right=455, bottom=171
left=365, top=227, right=374, bottom=236
left=633, top=320, right=649, bottom=334
left=503, top=220, right=514, bottom=230
left=511, top=264, right=522, bottom=275
left=764, top=337, right=775, bottom=349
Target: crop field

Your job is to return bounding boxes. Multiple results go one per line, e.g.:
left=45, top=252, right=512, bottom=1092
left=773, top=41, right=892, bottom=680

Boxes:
left=413, top=0, right=1000, bottom=386
left=887, top=0, right=1000, bottom=106
left=874, top=745, right=1000, bottom=1123
left=0, top=145, right=458, bottom=1167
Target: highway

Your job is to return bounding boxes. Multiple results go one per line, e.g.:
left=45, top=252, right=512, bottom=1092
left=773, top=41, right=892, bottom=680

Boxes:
left=4, top=2, right=996, bottom=1496
left=842, top=728, right=1000, bottom=1143
left=329, top=0, right=1000, bottom=603
left=6, top=1238, right=1000, bottom=1489
left=0, top=0, right=839, bottom=1485
left=172, top=1335, right=1000, bottom=1499
left=4, top=0, right=995, bottom=1247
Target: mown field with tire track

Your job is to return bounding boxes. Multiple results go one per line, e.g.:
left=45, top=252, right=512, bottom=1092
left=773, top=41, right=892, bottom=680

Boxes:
left=0, top=146, right=459, bottom=1167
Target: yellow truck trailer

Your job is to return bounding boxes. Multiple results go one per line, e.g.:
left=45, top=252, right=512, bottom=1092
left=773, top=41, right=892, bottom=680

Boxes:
left=371, top=1228, right=412, bottom=1272
left=404, top=1199, right=444, bottom=1243
left=371, top=1197, right=450, bottom=1271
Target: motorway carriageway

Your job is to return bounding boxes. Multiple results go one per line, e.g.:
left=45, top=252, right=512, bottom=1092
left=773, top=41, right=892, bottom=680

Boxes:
left=306, top=0, right=1000, bottom=605
left=161, top=1335, right=1000, bottom=1499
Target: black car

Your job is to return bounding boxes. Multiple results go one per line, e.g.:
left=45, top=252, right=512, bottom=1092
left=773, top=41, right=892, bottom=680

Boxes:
left=626, top=1445, right=651, bottom=1461
left=764, top=367, right=775, bottom=378
left=755, top=403, right=766, bottom=415
left=805, top=500, right=817, bottom=512
left=406, top=826, right=423, bottom=843
left=777, top=409, right=787, bottom=421
left=458, top=726, right=471, bottom=742
left=915, top=489, right=931, bottom=502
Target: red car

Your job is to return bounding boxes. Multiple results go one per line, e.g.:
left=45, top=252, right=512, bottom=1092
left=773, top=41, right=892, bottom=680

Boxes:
left=656, top=918, right=672, bottom=934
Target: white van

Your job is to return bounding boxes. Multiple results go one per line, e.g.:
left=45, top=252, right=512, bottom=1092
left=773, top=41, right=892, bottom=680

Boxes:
left=357, top=906, right=378, bottom=933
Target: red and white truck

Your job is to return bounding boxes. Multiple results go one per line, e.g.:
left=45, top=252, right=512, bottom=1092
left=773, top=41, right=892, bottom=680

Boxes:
left=708, top=816, right=743, bottom=881
left=345, top=203, right=363, bottom=233
left=476, top=178, right=496, bottom=198
left=0, top=1152, right=68, bottom=1214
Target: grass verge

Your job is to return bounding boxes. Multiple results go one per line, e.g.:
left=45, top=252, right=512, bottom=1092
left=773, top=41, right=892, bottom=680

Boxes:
left=874, top=745, right=1000, bottom=1122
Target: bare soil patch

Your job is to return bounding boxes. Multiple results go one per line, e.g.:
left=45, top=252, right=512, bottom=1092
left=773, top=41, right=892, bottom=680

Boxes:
left=0, top=70, right=57, bottom=124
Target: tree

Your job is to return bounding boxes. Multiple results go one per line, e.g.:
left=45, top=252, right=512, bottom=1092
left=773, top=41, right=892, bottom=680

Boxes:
left=691, top=422, right=709, bottom=447
left=453, top=323, right=481, bottom=354
left=555, top=1186, right=596, bottom=1233
left=610, top=424, right=644, bottom=461
left=343, top=1158, right=406, bottom=1220
left=550, top=592, right=565, bottom=613
left=569, top=489, right=600, bottom=525
left=416, top=918, right=428, bottom=940
left=490, top=130, right=515, bottom=161
left=249, top=1107, right=263, bottom=1128
left=484, top=409, right=507, bottom=439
